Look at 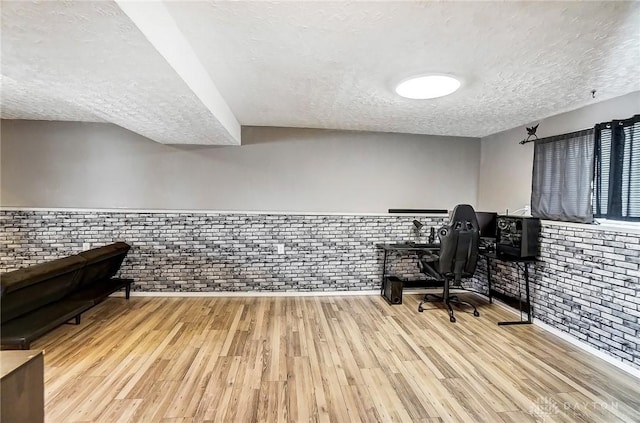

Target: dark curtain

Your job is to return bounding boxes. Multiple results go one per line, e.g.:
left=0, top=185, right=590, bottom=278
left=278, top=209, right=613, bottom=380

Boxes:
left=531, top=129, right=595, bottom=223
left=594, top=115, right=640, bottom=221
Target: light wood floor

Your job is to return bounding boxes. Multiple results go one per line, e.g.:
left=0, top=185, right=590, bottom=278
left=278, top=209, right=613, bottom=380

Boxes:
left=32, top=293, right=640, bottom=423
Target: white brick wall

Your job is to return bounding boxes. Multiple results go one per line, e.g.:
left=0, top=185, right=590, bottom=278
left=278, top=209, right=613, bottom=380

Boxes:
left=0, top=210, right=445, bottom=292
left=472, top=223, right=640, bottom=370
left=1, top=210, right=637, bottom=370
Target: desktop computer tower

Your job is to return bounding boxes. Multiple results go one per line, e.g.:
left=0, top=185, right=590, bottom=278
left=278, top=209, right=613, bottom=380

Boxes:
left=383, top=277, right=403, bottom=304
left=496, top=216, right=541, bottom=259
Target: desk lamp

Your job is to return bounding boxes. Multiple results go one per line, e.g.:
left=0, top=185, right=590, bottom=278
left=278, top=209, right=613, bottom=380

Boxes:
left=413, top=219, right=423, bottom=236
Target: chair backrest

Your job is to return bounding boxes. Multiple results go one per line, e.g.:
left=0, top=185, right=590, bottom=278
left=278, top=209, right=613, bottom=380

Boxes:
left=437, top=204, right=480, bottom=281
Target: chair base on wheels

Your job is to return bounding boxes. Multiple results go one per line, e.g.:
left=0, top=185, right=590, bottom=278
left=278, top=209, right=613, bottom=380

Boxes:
left=418, top=293, right=480, bottom=323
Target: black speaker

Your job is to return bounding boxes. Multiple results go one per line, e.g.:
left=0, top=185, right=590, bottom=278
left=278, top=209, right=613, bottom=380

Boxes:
left=496, top=216, right=541, bottom=259
left=383, top=277, right=403, bottom=305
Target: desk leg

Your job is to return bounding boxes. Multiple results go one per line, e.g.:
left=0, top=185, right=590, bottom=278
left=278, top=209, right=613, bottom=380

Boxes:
left=380, top=250, right=388, bottom=296
left=524, top=263, right=532, bottom=323
left=498, top=262, right=533, bottom=326
left=486, top=255, right=493, bottom=304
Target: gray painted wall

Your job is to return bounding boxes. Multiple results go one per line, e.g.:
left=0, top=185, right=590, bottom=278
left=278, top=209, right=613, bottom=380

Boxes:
left=0, top=121, right=480, bottom=212
left=478, top=91, right=640, bottom=213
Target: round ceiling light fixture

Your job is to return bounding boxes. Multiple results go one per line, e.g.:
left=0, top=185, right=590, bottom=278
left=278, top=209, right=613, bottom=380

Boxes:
left=395, top=74, right=461, bottom=99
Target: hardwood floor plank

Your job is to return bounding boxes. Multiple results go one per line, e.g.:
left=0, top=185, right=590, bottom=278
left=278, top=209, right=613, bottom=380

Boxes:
left=95, top=399, right=142, bottom=423
left=114, top=323, right=184, bottom=400
left=440, top=377, right=506, bottom=422
left=498, top=410, right=539, bottom=423
left=29, top=294, right=640, bottom=422
left=129, top=380, right=181, bottom=423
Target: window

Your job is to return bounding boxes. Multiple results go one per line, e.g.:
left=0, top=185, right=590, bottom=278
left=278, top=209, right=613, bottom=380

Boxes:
left=531, top=129, right=595, bottom=223
left=594, top=115, right=640, bottom=221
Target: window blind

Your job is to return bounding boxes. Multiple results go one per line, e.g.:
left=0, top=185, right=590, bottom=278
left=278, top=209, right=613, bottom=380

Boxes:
left=531, top=129, right=595, bottom=223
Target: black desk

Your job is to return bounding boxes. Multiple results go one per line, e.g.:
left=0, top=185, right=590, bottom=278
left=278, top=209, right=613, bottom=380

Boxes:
left=377, top=243, right=441, bottom=304
left=482, top=252, right=536, bottom=325
left=377, top=243, right=494, bottom=305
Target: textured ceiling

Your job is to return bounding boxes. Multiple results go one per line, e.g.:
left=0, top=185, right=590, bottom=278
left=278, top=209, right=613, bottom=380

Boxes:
left=0, top=1, right=238, bottom=145
left=166, top=1, right=640, bottom=138
left=1, top=1, right=639, bottom=143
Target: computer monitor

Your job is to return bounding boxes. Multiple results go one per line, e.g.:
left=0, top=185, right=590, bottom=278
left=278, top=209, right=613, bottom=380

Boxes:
left=475, top=211, right=497, bottom=239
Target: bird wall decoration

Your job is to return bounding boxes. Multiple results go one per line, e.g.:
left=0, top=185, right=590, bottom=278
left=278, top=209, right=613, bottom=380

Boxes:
left=519, top=123, right=540, bottom=144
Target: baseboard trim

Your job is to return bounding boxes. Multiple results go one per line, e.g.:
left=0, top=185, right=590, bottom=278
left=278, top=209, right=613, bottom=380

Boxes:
left=482, top=294, right=640, bottom=379
left=111, top=290, right=380, bottom=298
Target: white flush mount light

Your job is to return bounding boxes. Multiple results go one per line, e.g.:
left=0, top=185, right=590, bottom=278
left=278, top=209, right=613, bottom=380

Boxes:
left=395, top=75, right=461, bottom=99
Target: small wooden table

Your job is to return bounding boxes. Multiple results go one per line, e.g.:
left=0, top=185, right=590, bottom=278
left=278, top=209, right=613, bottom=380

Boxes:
left=1, top=349, right=45, bottom=423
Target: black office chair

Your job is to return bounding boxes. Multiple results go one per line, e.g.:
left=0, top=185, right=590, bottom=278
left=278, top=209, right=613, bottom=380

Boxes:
left=417, top=204, right=480, bottom=323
